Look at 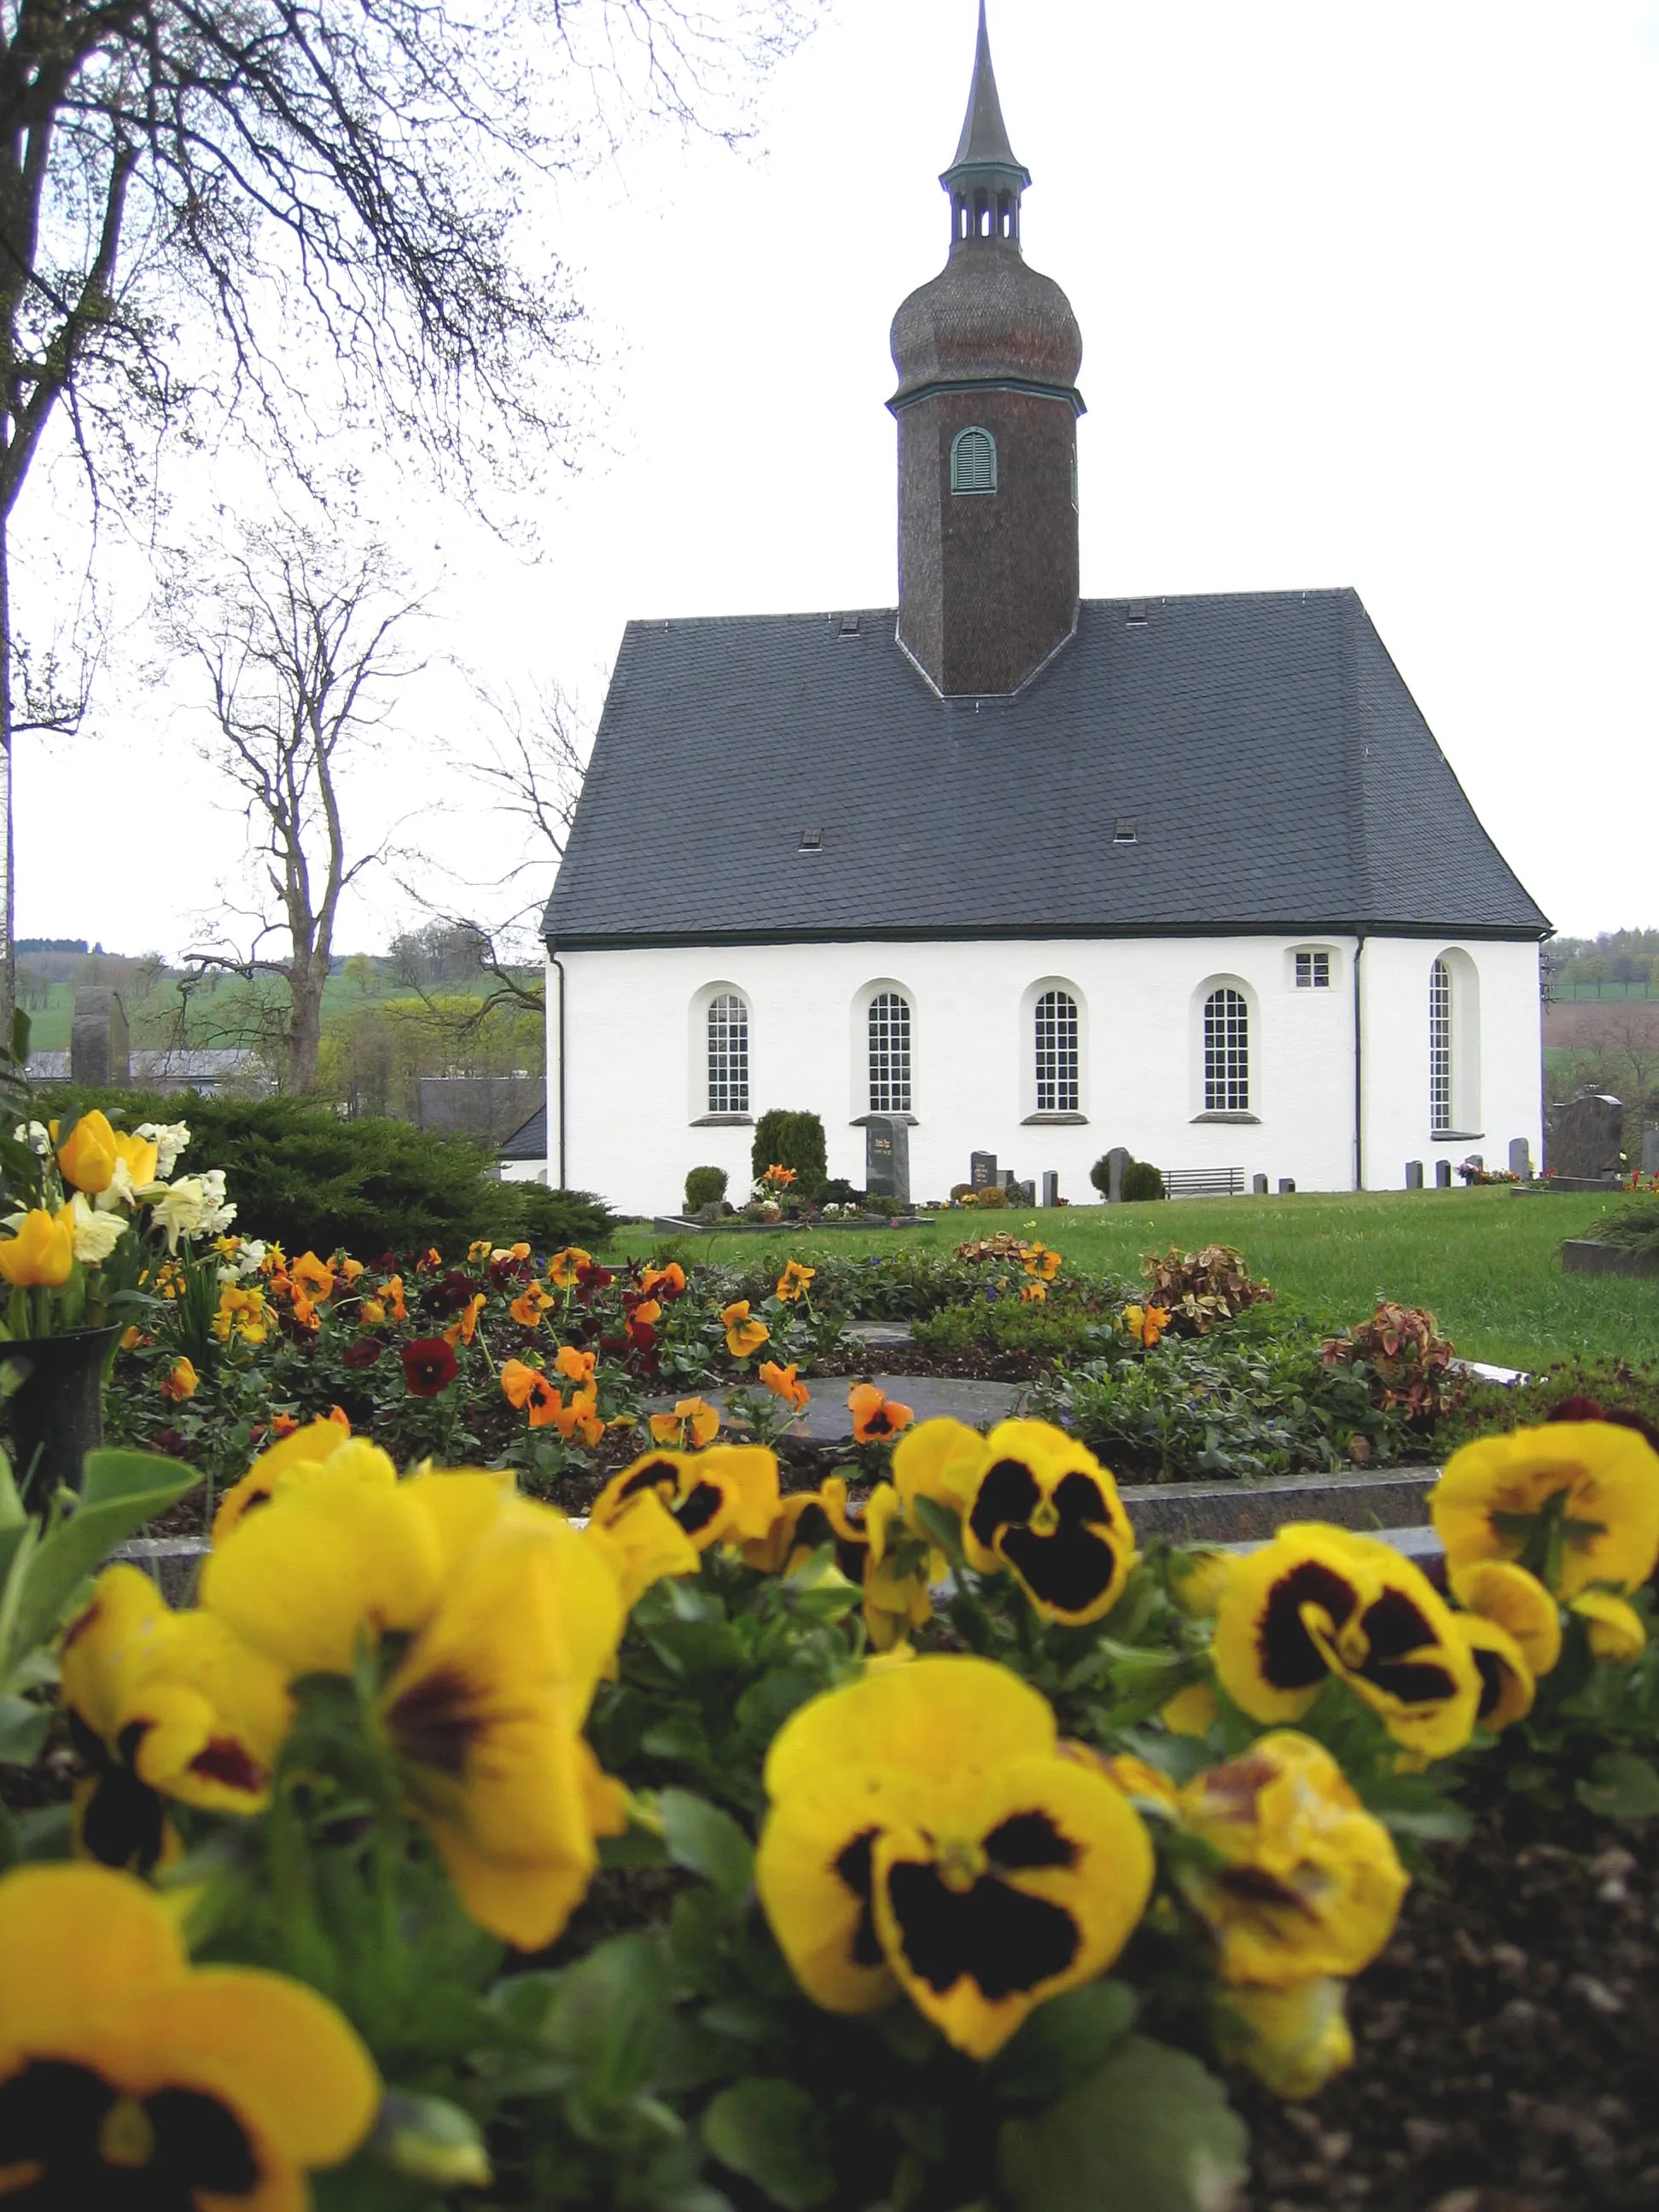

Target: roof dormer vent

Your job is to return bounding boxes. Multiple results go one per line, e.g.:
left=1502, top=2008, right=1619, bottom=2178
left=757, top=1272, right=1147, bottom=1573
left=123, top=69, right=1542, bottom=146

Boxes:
left=1126, top=601, right=1148, bottom=627
left=838, top=613, right=860, bottom=636
left=798, top=827, right=824, bottom=853
left=1112, top=818, right=1138, bottom=845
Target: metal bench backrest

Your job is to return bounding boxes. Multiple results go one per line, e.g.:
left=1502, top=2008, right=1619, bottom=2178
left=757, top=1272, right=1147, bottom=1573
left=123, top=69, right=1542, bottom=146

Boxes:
left=1161, top=1168, right=1245, bottom=1198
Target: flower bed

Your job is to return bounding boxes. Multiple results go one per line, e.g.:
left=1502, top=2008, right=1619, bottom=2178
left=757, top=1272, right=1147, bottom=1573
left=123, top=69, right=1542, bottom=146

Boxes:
left=1, top=1394, right=1656, bottom=2209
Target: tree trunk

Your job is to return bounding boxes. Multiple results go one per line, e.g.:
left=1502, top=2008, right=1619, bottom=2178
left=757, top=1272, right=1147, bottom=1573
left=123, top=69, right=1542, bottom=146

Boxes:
left=286, top=958, right=327, bottom=1092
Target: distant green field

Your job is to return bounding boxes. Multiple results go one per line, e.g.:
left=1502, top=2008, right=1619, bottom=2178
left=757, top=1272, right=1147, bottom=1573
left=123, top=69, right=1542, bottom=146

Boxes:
left=20, top=969, right=533, bottom=1051
left=616, top=1186, right=1656, bottom=1372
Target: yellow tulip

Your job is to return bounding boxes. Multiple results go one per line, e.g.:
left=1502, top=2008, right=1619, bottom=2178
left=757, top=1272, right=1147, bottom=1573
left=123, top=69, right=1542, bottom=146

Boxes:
left=0, top=1206, right=76, bottom=1288
left=55, top=1109, right=120, bottom=1196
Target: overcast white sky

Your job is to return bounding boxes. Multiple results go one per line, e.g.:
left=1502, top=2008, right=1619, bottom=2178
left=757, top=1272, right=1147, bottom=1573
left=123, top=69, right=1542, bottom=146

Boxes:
left=17, top=0, right=1659, bottom=958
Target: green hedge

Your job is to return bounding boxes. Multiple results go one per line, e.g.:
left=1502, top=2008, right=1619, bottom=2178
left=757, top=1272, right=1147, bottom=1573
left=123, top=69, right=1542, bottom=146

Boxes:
left=37, top=1087, right=616, bottom=1258
left=751, top=1109, right=827, bottom=1196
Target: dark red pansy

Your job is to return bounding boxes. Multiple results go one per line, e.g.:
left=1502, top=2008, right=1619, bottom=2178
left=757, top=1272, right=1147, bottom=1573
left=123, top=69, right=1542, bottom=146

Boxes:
left=402, top=1338, right=458, bottom=1397
left=342, top=1338, right=384, bottom=1371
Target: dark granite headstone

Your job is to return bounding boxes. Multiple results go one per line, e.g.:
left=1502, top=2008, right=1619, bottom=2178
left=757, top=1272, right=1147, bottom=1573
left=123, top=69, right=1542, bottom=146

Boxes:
left=1644, top=1127, right=1659, bottom=1177
left=998, top=1168, right=1016, bottom=1192
left=70, top=989, right=129, bottom=1088
left=1278, top=1178, right=1296, bottom=1194
left=1508, top=1137, right=1532, bottom=1181
left=1009, top=1179, right=1035, bottom=1207
left=864, top=1115, right=911, bottom=1205
left=1103, top=1144, right=1131, bottom=1204
left=969, top=1150, right=998, bottom=1190
left=1251, top=1173, right=1268, bottom=1196
left=1435, top=1161, right=1452, bottom=1188
left=1041, top=1171, right=1059, bottom=1208
left=1545, top=1093, right=1622, bottom=1181
left=1405, top=1161, right=1423, bottom=1190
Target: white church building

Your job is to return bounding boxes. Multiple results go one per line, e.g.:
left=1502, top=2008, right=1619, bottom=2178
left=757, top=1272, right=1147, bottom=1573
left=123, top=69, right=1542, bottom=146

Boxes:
left=539, top=7, right=1548, bottom=1218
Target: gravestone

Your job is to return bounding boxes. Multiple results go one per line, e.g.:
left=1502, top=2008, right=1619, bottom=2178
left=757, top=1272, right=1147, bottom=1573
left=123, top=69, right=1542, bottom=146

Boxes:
left=1009, top=1179, right=1035, bottom=1208
left=1405, top=1161, right=1423, bottom=1190
left=1278, top=1178, right=1296, bottom=1194
left=1103, top=1144, right=1132, bottom=1204
left=1508, top=1137, right=1532, bottom=1181
left=70, top=989, right=129, bottom=1088
left=1545, top=1093, right=1622, bottom=1182
left=864, top=1115, right=911, bottom=1206
left=1041, top=1171, right=1059, bottom=1208
left=1435, top=1161, right=1452, bottom=1188
left=969, top=1150, right=998, bottom=1191
left=997, top=1168, right=1016, bottom=1192
left=1642, top=1127, right=1659, bottom=1176
left=1251, top=1173, right=1268, bottom=1196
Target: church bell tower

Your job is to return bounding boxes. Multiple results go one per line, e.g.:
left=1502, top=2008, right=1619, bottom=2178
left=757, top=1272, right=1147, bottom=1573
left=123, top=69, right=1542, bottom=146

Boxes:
left=889, top=2, right=1084, bottom=697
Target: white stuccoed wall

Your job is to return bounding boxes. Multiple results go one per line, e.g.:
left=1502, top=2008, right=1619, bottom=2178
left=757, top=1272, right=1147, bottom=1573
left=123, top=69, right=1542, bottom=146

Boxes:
left=544, top=934, right=1544, bottom=1215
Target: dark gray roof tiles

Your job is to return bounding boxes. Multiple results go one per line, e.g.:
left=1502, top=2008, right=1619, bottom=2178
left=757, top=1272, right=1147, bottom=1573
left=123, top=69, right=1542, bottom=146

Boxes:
left=542, top=591, right=1549, bottom=949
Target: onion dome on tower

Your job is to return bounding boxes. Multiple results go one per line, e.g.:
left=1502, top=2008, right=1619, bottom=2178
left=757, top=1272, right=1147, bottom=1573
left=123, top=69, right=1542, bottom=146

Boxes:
left=889, top=2, right=1085, bottom=698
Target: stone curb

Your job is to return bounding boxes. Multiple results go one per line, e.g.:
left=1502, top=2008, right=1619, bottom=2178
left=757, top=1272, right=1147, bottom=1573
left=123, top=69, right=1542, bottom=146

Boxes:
left=1118, top=1467, right=1440, bottom=1545
left=1561, top=1239, right=1659, bottom=1279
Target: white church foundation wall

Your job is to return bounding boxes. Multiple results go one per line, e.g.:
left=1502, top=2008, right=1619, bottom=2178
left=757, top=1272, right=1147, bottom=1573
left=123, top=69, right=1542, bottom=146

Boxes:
left=544, top=933, right=1541, bottom=1218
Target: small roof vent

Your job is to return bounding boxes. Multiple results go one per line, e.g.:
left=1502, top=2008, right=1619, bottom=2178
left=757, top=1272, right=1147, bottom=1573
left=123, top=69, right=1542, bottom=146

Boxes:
left=838, top=612, right=860, bottom=636
left=1126, top=601, right=1148, bottom=627
left=798, top=827, right=824, bottom=852
left=1112, top=818, right=1138, bottom=845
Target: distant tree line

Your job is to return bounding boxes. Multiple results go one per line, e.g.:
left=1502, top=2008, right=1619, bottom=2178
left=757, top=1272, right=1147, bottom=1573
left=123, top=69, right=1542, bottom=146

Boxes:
left=1545, top=929, right=1659, bottom=992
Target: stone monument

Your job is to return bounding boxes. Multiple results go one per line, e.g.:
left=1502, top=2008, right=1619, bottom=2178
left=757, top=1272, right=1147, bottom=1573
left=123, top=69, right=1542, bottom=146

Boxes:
left=1405, top=1161, right=1423, bottom=1190
left=70, top=989, right=130, bottom=1088
left=1435, top=1161, right=1452, bottom=1188
left=865, top=1115, right=911, bottom=1207
left=1545, top=1092, right=1623, bottom=1182
left=1103, top=1145, right=1131, bottom=1204
left=969, top=1150, right=997, bottom=1191
left=1642, top=1127, right=1659, bottom=1176
left=1040, top=1171, right=1059, bottom=1208
left=1507, top=1137, right=1533, bottom=1181
left=1008, top=1179, right=1035, bottom=1208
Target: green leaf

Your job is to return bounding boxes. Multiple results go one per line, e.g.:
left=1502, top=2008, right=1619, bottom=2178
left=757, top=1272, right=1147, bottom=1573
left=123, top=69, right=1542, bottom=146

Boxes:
left=7, top=1461, right=198, bottom=1668
left=1575, top=1752, right=1659, bottom=1821
left=703, top=2079, right=835, bottom=2210
left=998, top=2035, right=1248, bottom=2212
left=0, top=1693, right=49, bottom=1765
left=988, top=1981, right=1137, bottom=2105
left=0, top=1447, right=22, bottom=1529
left=661, top=1789, right=754, bottom=1906
left=544, top=1933, right=671, bottom=2102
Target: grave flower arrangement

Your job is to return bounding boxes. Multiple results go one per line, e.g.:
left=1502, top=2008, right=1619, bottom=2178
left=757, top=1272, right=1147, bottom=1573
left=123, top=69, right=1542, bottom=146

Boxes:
left=2, top=1400, right=1656, bottom=2209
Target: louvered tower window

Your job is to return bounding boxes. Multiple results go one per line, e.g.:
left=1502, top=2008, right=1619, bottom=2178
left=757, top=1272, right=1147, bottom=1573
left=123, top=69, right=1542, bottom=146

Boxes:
left=868, top=993, right=912, bottom=1114
left=950, top=427, right=998, bottom=495
left=1034, top=990, right=1079, bottom=1112
left=1203, top=989, right=1250, bottom=1112
left=707, top=994, right=749, bottom=1115
left=1429, top=960, right=1452, bottom=1133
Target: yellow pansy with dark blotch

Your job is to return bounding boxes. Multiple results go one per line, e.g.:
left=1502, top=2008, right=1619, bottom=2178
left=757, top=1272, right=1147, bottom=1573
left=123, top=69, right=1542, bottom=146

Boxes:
left=755, top=1656, right=1153, bottom=2058
left=960, top=1419, right=1135, bottom=1626
left=1449, top=1559, right=1562, bottom=1679
left=59, top=1566, right=291, bottom=1871
left=1452, top=1614, right=1535, bottom=1731
left=1569, top=1587, right=1648, bottom=1662
left=1173, top=1732, right=1408, bottom=1988
left=202, top=1472, right=627, bottom=1950
left=1429, top=1421, right=1659, bottom=1598
left=1213, top=1524, right=1481, bottom=1758
left=590, top=1443, right=780, bottom=1551
left=0, top=1863, right=377, bottom=2210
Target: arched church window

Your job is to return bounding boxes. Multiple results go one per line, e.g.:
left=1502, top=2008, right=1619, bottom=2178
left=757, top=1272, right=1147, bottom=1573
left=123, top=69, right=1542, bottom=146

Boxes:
left=1429, top=958, right=1452, bottom=1133
left=951, top=428, right=997, bottom=496
left=868, top=992, right=912, bottom=1113
left=1034, top=990, right=1079, bottom=1113
left=1203, top=988, right=1250, bottom=1111
left=707, top=993, right=749, bottom=1115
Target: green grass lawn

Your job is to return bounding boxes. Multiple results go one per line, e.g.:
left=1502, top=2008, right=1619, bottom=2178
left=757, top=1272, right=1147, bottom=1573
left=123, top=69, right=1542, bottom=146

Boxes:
left=614, top=1187, right=1656, bottom=1372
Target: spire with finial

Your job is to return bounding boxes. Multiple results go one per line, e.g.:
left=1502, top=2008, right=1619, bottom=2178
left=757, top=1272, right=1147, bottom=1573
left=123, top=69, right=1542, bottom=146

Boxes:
left=940, top=0, right=1031, bottom=254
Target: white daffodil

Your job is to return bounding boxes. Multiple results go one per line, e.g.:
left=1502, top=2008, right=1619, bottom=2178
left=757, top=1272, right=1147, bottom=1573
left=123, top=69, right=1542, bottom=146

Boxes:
left=67, top=1193, right=128, bottom=1266
left=135, top=1120, right=192, bottom=1179
left=148, top=1176, right=212, bottom=1251
left=11, top=1121, right=51, bottom=1156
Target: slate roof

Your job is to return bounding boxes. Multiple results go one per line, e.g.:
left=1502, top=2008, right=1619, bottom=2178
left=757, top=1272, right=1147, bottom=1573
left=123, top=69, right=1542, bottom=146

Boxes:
left=498, top=1104, right=548, bottom=1161
left=542, top=590, right=1550, bottom=949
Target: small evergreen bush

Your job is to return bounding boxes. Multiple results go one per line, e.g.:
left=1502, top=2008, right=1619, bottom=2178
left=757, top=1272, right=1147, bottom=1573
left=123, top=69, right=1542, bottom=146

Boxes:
left=684, top=1165, right=729, bottom=1213
left=1121, top=1160, right=1166, bottom=1202
left=1089, top=1154, right=1115, bottom=1197
left=36, top=1086, right=614, bottom=1257
left=750, top=1109, right=828, bottom=1196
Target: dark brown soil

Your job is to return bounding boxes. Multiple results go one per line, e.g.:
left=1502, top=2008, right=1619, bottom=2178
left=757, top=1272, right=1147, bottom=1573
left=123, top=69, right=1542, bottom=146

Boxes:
left=1239, top=1778, right=1659, bottom=2212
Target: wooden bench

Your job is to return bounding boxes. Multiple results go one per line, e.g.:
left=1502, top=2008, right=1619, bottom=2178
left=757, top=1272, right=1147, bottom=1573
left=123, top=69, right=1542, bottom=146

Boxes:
left=1161, top=1167, right=1245, bottom=1199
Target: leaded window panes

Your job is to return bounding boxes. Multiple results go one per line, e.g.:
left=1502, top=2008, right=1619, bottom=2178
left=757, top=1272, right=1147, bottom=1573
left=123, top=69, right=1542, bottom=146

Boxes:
left=707, top=994, right=748, bottom=1115
left=1034, top=990, right=1080, bottom=1113
left=1295, top=951, right=1330, bottom=989
left=868, top=992, right=911, bottom=1114
left=1429, top=960, right=1452, bottom=1132
left=1203, top=988, right=1249, bottom=1112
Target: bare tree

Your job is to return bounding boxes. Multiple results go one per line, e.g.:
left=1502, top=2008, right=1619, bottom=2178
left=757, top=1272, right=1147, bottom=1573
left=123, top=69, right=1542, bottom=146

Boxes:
left=396, top=679, right=588, bottom=1024
left=0, top=0, right=821, bottom=1031
left=171, top=521, right=425, bottom=1091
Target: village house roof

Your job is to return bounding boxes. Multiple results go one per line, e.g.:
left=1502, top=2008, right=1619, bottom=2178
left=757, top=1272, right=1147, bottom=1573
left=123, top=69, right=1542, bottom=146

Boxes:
left=541, top=588, right=1550, bottom=951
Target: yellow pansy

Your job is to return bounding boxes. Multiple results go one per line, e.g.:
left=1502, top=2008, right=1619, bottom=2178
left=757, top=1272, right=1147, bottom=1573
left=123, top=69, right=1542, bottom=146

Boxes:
left=211, top=1423, right=399, bottom=1546
left=0, top=1863, right=377, bottom=2204
left=1219, top=1976, right=1356, bottom=2100
left=590, top=1445, right=780, bottom=1552
left=959, top=1418, right=1136, bottom=1627
left=1452, top=1614, right=1535, bottom=1730
left=1449, top=1558, right=1562, bottom=1677
left=1569, top=1588, right=1648, bottom=1662
left=1429, top=1421, right=1659, bottom=1598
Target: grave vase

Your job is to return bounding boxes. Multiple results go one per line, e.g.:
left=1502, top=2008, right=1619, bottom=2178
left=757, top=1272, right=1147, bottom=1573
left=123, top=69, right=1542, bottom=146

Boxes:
left=3, top=1325, right=120, bottom=1511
